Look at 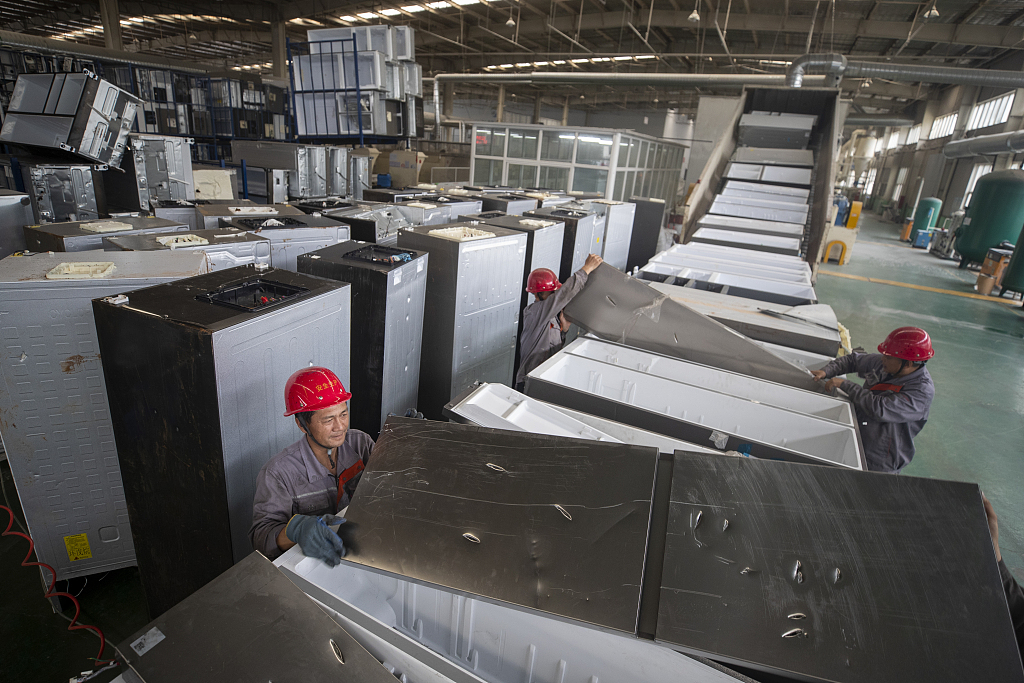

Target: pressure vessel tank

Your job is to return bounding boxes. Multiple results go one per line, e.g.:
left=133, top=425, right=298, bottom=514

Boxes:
left=910, top=197, right=942, bottom=242
left=955, top=170, right=1024, bottom=266
left=998, top=225, right=1024, bottom=299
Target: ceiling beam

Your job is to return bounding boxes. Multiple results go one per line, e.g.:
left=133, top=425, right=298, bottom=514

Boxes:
left=129, top=29, right=276, bottom=52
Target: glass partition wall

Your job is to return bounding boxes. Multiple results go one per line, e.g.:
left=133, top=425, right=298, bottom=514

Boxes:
left=471, top=123, right=686, bottom=204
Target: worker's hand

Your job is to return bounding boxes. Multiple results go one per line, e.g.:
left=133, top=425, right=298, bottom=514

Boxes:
left=285, top=514, right=347, bottom=567
left=824, top=377, right=844, bottom=391
left=582, top=254, right=603, bottom=274
left=558, top=310, right=571, bottom=333
left=811, top=369, right=827, bottom=381
left=983, top=494, right=1002, bottom=562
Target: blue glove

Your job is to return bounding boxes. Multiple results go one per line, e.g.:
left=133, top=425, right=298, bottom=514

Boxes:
left=285, top=514, right=347, bottom=566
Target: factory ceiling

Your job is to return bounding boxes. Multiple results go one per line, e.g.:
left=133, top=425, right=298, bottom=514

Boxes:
left=3, top=0, right=1023, bottom=113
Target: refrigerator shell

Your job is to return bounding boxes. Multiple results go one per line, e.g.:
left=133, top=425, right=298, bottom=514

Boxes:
left=92, top=265, right=351, bottom=617
left=0, top=72, right=140, bottom=167
left=525, top=206, right=600, bottom=281
left=297, top=241, right=428, bottom=436
left=477, top=193, right=538, bottom=215
left=222, top=213, right=350, bottom=271
left=326, top=204, right=412, bottom=246
left=393, top=200, right=451, bottom=226
left=0, top=250, right=210, bottom=582
left=101, top=228, right=272, bottom=271
left=587, top=199, right=635, bottom=270
left=0, top=189, right=35, bottom=258
left=414, top=194, right=482, bottom=219
left=195, top=202, right=303, bottom=230
left=23, top=216, right=188, bottom=252
left=625, top=196, right=665, bottom=272
left=25, top=163, right=105, bottom=224
left=230, top=141, right=329, bottom=200
left=397, top=223, right=527, bottom=419
left=102, top=134, right=194, bottom=213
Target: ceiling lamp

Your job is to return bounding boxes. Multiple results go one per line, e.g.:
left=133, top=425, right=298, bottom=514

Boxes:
left=506, top=16, right=515, bottom=27
left=687, top=9, right=700, bottom=22
left=923, top=4, right=939, bottom=19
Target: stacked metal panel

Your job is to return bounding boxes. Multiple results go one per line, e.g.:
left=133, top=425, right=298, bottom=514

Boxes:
left=737, top=112, right=815, bottom=149
left=525, top=206, right=600, bottom=281
left=92, top=265, right=351, bottom=617
left=526, top=337, right=864, bottom=468
left=689, top=227, right=803, bottom=256
left=0, top=189, right=34, bottom=258
left=297, top=241, right=428, bottom=437
left=23, top=216, right=189, bottom=252
left=102, top=228, right=272, bottom=272
left=102, top=134, right=194, bottom=213
left=222, top=213, right=350, bottom=271
left=397, top=223, right=527, bottom=419
left=0, top=72, right=139, bottom=166
left=724, top=162, right=813, bottom=186
left=731, top=146, right=814, bottom=167
left=0, top=250, right=210, bottom=582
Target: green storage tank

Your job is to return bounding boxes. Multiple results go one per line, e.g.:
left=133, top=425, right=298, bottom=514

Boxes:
left=999, top=225, right=1024, bottom=298
left=955, top=170, right=1024, bottom=266
left=910, top=197, right=942, bottom=242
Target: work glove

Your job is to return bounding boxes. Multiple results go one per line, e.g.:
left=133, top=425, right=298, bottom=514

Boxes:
left=285, top=514, right=347, bottom=567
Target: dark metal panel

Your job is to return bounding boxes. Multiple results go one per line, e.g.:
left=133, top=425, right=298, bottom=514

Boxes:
left=626, top=196, right=666, bottom=272
left=563, top=264, right=822, bottom=392
left=657, top=452, right=1024, bottom=683
left=117, top=552, right=398, bottom=683
left=341, top=417, right=660, bottom=635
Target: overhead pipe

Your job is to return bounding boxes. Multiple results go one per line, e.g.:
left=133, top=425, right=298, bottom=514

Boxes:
left=942, top=130, right=1024, bottom=159
left=787, top=52, right=1024, bottom=90
left=843, top=115, right=916, bottom=127
left=0, top=30, right=209, bottom=73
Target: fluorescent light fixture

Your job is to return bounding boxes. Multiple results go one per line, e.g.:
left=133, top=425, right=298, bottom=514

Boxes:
left=592, top=57, right=611, bottom=62
left=559, top=134, right=576, bottom=139
left=426, top=1, right=451, bottom=8
left=570, top=58, right=588, bottom=63
left=452, top=0, right=480, bottom=4
left=484, top=65, right=496, bottom=69
left=338, top=15, right=358, bottom=21
left=516, top=62, right=531, bottom=67
left=552, top=60, right=566, bottom=65
left=401, top=4, right=426, bottom=11
left=498, top=63, right=514, bottom=68
left=613, top=55, right=631, bottom=61
left=357, top=11, right=379, bottom=18
left=380, top=8, right=402, bottom=15
left=636, top=54, right=656, bottom=59
left=533, top=61, right=549, bottom=66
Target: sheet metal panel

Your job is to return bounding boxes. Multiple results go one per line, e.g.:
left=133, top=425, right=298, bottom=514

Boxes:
left=657, top=452, right=1024, bottom=683
left=708, top=198, right=809, bottom=225
left=221, top=213, right=349, bottom=271
left=560, top=338, right=853, bottom=425
left=23, top=216, right=188, bottom=252
left=415, top=194, right=484, bottom=219
left=328, top=204, right=413, bottom=245
left=647, top=281, right=841, bottom=356
left=393, top=200, right=452, bottom=226
left=650, top=253, right=812, bottom=284
left=664, top=242, right=811, bottom=274
left=444, top=381, right=719, bottom=456
left=525, top=351, right=863, bottom=469
left=691, top=228, right=803, bottom=256
left=194, top=201, right=301, bottom=229
left=587, top=200, right=635, bottom=270
left=723, top=163, right=763, bottom=181
left=723, top=180, right=810, bottom=199
left=92, top=266, right=350, bottom=616
left=737, top=113, right=814, bottom=149
left=731, top=147, right=814, bottom=167
left=718, top=187, right=808, bottom=205
left=101, top=228, right=272, bottom=272
left=626, top=197, right=666, bottom=272
left=477, top=193, right=539, bottom=215
left=761, top=166, right=813, bottom=186
left=697, top=213, right=805, bottom=238
left=24, top=163, right=104, bottom=224
left=564, top=265, right=819, bottom=392
left=103, top=134, right=194, bottom=213
left=639, top=261, right=818, bottom=305
left=297, top=241, right=428, bottom=436
left=117, top=552, right=399, bottom=683
left=340, top=417, right=659, bottom=635
left=0, top=251, right=210, bottom=582
left=397, top=224, right=526, bottom=419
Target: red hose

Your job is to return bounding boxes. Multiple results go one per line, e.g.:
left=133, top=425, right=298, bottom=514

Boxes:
left=1, top=504, right=115, bottom=666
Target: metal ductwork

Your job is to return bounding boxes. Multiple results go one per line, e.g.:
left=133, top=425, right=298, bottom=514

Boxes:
left=787, top=53, right=1024, bottom=90
left=0, top=30, right=209, bottom=73
left=843, top=115, right=916, bottom=127
left=786, top=53, right=846, bottom=88
left=943, top=131, right=1024, bottom=159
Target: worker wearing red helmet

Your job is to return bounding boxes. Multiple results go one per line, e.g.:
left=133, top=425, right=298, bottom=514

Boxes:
left=515, top=253, right=603, bottom=391
left=248, top=366, right=374, bottom=565
left=812, top=327, right=936, bottom=473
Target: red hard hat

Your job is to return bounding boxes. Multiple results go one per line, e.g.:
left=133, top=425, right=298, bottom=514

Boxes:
left=283, top=366, right=352, bottom=417
left=526, top=268, right=561, bottom=294
left=877, top=327, right=935, bottom=362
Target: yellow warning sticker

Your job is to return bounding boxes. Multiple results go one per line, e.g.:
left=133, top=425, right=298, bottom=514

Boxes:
left=64, top=533, right=93, bottom=562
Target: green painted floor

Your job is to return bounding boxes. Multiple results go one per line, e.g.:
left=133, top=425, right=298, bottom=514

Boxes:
left=2, top=212, right=1023, bottom=681
left=817, top=213, right=1024, bottom=579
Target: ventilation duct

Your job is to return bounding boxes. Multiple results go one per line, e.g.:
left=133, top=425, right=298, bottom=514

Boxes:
left=787, top=53, right=1024, bottom=90
left=844, top=115, right=916, bottom=127
left=942, top=131, right=1024, bottom=159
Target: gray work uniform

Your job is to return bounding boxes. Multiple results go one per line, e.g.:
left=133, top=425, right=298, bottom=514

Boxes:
left=249, top=429, right=374, bottom=559
left=821, top=352, right=934, bottom=473
left=516, top=269, right=589, bottom=387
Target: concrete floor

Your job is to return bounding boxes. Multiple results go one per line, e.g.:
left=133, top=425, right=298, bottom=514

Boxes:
left=817, top=212, right=1024, bottom=578
left=2, top=211, right=1023, bottom=681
